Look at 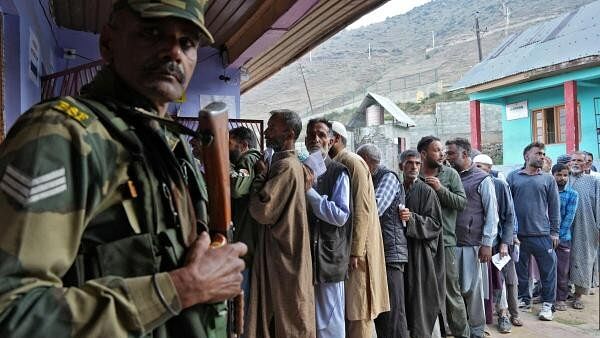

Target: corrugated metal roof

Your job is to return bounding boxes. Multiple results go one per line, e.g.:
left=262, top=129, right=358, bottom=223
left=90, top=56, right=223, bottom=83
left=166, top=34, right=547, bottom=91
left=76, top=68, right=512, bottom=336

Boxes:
left=348, top=92, right=415, bottom=128
left=453, top=0, right=600, bottom=90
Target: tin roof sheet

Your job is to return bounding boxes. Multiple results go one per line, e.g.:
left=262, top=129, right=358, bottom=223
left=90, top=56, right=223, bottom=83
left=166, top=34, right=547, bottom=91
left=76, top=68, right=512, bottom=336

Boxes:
left=453, top=0, right=600, bottom=90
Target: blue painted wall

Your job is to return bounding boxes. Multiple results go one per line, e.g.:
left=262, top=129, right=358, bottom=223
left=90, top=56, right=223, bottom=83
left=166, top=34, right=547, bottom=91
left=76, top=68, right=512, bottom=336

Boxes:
left=500, top=82, right=599, bottom=165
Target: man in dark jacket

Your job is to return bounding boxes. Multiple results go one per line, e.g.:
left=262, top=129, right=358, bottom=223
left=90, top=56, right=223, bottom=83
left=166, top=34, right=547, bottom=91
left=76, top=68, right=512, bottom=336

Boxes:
left=357, top=144, right=408, bottom=338
left=399, top=149, right=445, bottom=338
left=305, top=119, right=351, bottom=338
left=229, top=126, right=262, bottom=318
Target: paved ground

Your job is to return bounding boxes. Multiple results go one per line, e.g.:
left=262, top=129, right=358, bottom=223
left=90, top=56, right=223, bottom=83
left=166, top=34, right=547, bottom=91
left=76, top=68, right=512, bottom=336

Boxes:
left=487, top=287, right=600, bottom=337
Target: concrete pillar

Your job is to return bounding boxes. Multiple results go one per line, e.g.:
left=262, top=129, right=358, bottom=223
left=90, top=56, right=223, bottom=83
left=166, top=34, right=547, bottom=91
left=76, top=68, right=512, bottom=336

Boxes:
left=470, top=100, right=482, bottom=150
left=564, top=80, right=579, bottom=153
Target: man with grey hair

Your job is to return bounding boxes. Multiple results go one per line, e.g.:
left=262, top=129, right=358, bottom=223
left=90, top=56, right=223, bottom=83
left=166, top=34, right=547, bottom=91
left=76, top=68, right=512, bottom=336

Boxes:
left=248, top=109, right=316, bottom=338
left=397, top=149, right=445, bottom=338
left=304, top=118, right=351, bottom=338
left=329, top=123, right=389, bottom=338
left=357, top=144, right=408, bottom=338
left=567, top=151, right=600, bottom=309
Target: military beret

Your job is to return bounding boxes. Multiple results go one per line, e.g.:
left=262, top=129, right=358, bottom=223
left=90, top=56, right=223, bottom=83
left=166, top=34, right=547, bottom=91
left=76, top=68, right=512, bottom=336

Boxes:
left=113, top=0, right=214, bottom=44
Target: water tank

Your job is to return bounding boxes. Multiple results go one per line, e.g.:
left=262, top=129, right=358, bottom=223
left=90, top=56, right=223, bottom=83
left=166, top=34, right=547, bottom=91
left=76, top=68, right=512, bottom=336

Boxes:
left=366, top=104, right=384, bottom=126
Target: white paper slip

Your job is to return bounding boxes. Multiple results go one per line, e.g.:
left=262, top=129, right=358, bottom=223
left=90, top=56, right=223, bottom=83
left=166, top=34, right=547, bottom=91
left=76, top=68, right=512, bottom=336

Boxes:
left=303, top=151, right=327, bottom=178
left=491, top=253, right=511, bottom=271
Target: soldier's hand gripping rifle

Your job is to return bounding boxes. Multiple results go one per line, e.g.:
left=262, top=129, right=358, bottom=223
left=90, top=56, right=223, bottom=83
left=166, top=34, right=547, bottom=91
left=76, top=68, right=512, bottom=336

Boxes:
left=196, top=102, right=244, bottom=338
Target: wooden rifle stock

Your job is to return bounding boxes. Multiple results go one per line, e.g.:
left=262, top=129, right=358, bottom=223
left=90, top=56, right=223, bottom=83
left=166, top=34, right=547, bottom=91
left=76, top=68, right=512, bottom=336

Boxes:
left=197, top=102, right=243, bottom=337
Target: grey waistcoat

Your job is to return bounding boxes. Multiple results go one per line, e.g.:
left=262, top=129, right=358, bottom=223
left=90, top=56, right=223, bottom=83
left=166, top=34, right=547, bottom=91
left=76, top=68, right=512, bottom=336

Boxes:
left=456, top=166, right=489, bottom=246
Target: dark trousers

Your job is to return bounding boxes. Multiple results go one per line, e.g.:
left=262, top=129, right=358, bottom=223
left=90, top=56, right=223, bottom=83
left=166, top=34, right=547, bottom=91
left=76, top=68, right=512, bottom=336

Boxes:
left=555, top=240, right=571, bottom=301
left=516, top=236, right=557, bottom=304
left=375, top=263, right=409, bottom=338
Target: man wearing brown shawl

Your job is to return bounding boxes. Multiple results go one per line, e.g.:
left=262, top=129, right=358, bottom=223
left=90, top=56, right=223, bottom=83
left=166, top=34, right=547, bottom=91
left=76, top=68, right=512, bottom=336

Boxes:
left=399, top=150, right=446, bottom=338
left=247, top=110, right=315, bottom=338
left=329, top=121, right=389, bottom=338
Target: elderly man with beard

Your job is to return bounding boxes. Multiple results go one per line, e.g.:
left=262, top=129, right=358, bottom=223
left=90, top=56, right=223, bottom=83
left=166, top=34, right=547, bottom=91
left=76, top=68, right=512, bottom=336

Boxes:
left=304, top=118, right=351, bottom=338
left=247, top=110, right=315, bottom=338
left=507, top=142, right=560, bottom=321
left=357, top=144, right=409, bottom=338
left=328, top=122, right=389, bottom=338
left=398, top=149, right=445, bottom=338
left=417, top=136, right=469, bottom=338
left=473, top=154, right=519, bottom=333
left=567, top=151, right=600, bottom=310
left=445, top=138, right=498, bottom=338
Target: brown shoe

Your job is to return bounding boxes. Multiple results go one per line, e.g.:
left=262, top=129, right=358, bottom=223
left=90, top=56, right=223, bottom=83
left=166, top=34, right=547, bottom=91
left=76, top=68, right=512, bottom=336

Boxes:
left=555, top=301, right=568, bottom=311
left=572, top=298, right=585, bottom=309
left=510, top=316, right=523, bottom=327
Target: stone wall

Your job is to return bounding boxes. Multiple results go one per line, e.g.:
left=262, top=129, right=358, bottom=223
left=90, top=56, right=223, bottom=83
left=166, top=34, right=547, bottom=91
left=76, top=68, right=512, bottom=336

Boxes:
left=352, top=124, right=411, bottom=171
left=407, top=101, right=504, bottom=163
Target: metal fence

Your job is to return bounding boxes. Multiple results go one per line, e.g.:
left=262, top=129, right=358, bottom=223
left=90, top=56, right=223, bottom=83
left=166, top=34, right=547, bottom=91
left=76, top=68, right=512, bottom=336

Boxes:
left=176, top=117, right=265, bottom=150
left=305, top=68, right=439, bottom=115
left=41, top=60, right=104, bottom=100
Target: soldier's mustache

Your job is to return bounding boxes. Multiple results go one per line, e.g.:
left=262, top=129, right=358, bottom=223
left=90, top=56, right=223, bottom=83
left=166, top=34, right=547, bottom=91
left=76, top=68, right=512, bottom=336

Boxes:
left=144, top=61, right=185, bottom=83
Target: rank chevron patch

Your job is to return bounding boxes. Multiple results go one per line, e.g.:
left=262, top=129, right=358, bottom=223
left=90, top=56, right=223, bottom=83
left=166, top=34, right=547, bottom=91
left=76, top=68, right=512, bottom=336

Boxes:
left=0, top=165, right=67, bottom=205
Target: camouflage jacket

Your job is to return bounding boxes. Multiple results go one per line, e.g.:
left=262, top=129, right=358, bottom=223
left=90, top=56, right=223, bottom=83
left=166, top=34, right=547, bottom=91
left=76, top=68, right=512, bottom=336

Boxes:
left=230, top=149, right=261, bottom=266
left=0, top=68, right=214, bottom=337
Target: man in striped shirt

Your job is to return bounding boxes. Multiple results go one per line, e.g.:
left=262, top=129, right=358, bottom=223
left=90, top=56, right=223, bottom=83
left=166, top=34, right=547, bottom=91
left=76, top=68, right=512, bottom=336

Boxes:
left=357, top=144, right=408, bottom=338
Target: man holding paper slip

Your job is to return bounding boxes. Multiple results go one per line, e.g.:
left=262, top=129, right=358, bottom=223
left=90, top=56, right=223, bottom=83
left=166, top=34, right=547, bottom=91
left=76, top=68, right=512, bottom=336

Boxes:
left=474, top=154, right=521, bottom=332
left=304, top=118, right=352, bottom=338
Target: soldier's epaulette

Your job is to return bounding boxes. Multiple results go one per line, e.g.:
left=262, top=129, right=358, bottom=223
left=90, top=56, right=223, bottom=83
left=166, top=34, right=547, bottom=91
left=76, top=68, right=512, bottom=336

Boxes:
left=49, top=96, right=97, bottom=128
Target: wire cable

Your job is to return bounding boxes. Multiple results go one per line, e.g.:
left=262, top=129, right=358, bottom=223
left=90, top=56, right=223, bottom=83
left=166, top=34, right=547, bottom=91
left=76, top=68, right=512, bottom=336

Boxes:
left=38, top=0, right=60, bottom=49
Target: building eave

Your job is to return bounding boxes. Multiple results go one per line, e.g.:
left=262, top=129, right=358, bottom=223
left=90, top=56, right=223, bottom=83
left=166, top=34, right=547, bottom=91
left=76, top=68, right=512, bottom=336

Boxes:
left=464, top=56, right=600, bottom=94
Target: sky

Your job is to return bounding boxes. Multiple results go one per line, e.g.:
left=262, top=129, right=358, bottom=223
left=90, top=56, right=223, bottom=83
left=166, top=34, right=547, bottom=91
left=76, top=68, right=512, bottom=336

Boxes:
left=347, top=0, right=432, bottom=29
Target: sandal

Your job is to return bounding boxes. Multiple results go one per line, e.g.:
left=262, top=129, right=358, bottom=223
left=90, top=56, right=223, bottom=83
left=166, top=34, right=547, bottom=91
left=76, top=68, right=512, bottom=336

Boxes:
left=510, top=316, right=523, bottom=327
left=572, top=298, right=585, bottom=309
left=555, top=301, right=568, bottom=311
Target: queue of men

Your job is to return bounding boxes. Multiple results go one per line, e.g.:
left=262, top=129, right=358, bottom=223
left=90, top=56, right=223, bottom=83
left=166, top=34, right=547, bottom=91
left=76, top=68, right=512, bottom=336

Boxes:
left=225, top=121, right=599, bottom=338
left=1, top=1, right=597, bottom=337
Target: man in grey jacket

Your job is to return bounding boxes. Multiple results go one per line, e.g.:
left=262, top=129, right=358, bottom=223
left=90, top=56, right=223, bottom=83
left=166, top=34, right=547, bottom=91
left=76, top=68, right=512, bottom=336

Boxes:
left=446, top=138, right=498, bottom=338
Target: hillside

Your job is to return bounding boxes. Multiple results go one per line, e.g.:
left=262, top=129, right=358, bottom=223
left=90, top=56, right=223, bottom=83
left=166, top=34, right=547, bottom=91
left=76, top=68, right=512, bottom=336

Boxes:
left=240, top=0, right=595, bottom=119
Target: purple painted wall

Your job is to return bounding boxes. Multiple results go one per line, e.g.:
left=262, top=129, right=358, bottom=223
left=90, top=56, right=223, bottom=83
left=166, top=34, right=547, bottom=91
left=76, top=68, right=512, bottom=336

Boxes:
left=1, top=0, right=64, bottom=128
left=172, top=47, right=241, bottom=118
left=1, top=0, right=241, bottom=133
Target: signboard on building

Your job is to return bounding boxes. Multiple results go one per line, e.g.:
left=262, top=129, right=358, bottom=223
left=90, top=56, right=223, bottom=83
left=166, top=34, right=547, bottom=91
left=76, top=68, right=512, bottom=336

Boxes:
left=506, top=101, right=528, bottom=120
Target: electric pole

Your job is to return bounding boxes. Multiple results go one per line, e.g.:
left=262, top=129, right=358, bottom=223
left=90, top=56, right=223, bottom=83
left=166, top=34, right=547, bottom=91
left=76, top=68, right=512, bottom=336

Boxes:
left=298, top=64, right=314, bottom=113
left=474, top=14, right=484, bottom=62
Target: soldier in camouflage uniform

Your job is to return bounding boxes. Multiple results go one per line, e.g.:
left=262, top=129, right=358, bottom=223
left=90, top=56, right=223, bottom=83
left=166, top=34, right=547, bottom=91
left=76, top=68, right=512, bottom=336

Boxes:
left=0, top=1, right=247, bottom=337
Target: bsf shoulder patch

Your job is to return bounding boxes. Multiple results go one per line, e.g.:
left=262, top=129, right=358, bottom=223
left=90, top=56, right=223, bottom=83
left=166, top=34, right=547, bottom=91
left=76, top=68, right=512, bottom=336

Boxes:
left=0, top=165, right=68, bottom=206
left=50, top=97, right=96, bottom=128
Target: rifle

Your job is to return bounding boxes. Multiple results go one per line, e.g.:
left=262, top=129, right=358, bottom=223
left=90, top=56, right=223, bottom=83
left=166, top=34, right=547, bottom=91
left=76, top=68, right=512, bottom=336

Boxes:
left=196, top=102, right=244, bottom=338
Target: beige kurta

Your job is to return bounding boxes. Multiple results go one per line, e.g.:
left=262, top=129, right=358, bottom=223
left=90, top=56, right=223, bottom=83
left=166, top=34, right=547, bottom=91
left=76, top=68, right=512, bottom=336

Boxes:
left=247, top=150, right=316, bottom=338
left=333, top=149, right=390, bottom=321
